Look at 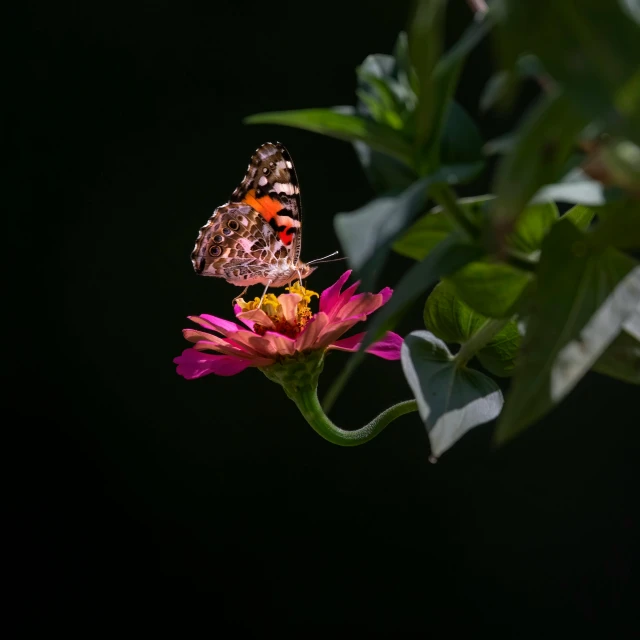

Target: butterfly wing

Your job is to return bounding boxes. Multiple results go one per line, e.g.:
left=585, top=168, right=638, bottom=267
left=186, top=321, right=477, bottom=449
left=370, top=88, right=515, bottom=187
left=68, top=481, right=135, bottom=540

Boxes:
left=191, top=142, right=303, bottom=286
left=231, top=141, right=302, bottom=264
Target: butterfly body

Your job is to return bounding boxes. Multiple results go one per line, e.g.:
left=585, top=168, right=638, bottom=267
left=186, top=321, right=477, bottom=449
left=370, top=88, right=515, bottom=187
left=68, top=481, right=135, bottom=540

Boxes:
left=191, top=142, right=315, bottom=289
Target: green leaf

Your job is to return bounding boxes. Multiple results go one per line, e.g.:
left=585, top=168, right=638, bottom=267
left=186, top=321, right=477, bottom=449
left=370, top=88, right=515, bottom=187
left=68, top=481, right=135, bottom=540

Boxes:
left=479, top=54, right=545, bottom=113
left=592, top=328, right=640, bottom=384
left=409, top=0, right=447, bottom=148
left=446, top=261, right=533, bottom=318
left=561, top=204, right=596, bottom=231
left=401, top=331, right=504, bottom=457
left=393, top=195, right=493, bottom=261
left=423, top=281, right=521, bottom=376
left=351, top=53, right=419, bottom=191
left=244, top=108, right=414, bottom=168
left=335, top=165, right=482, bottom=291
left=356, top=53, right=416, bottom=128
left=352, top=141, right=418, bottom=193
left=589, top=200, right=640, bottom=250
left=493, top=0, right=640, bottom=144
left=492, top=90, right=588, bottom=226
left=532, top=168, right=621, bottom=206
left=440, top=102, right=484, bottom=170
left=495, top=219, right=640, bottom=445
left=419, top=16, right=491, bottom=172
left=507, top=202, right=559, bottom=255
left=322, top=235, right=483, bottom=412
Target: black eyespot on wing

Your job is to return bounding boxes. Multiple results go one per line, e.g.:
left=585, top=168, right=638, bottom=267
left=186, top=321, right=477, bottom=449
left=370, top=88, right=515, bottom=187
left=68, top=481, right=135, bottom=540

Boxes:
left=222, top=227, right=232, bottom=236
left=213, top=234, right=224, bottom=243
left=209, top=245, right=222, bottom=257
left=228, top=219, right=239, bottom=231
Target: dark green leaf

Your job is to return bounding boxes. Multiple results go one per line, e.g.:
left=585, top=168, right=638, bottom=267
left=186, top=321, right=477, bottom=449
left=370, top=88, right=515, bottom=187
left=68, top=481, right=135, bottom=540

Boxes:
left=409, top=0, right=447, bottom=148
left=483, top=134, right=516, bottom=156
left=393, top=195, right=493, bottom=260
left=335, top=165, right=482, bottom=291
left=244, top=108, right=414, bottom=168
left=352, top=141, right=418, bottom=192
left=423, top=281, right=521, bottom=376
left=322, top=235, right=483, bottom=412
left=401, top=331, right=504, bottom=457
left=589, top=200, right=640, bottom=250
left=419, top=16, right=491, bottom=172
left=493, top=0, right=640, bottom=144
left=492, top=90, right=588, bottom=226
left=495, top=220, right=640, bottom=445
left=479, top=55, right=545, bottom=113
left=592, top=328, right=640, bottom=384
left=440, top=102, right=484, bottom=170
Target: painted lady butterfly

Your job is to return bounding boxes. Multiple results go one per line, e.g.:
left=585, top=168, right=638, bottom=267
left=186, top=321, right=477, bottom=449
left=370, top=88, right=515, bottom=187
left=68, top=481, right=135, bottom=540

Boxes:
left=191, top=142, right=321, bottom=298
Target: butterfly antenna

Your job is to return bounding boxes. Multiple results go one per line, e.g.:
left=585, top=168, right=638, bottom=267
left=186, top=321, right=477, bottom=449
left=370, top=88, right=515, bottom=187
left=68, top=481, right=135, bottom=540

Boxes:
left=308, top=251, right=347, bottom=265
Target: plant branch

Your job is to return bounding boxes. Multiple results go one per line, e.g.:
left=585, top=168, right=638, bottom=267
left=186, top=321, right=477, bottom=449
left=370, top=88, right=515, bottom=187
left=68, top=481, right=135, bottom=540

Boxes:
left=294, top=387, right=418, bottom=446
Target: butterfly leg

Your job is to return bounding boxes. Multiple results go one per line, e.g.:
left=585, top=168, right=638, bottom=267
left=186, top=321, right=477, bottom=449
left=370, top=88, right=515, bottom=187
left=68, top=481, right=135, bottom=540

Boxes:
left=258, top=280, right=272, bottom=307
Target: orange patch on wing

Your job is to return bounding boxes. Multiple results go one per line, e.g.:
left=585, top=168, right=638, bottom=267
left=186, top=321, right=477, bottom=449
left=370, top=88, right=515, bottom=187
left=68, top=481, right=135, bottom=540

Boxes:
left=242, top=189, right=282, bottom=221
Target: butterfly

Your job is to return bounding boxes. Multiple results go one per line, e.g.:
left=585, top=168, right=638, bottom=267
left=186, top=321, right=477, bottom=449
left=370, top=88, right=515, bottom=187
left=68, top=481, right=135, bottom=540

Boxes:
left=191, top=142, right=335, bottom=300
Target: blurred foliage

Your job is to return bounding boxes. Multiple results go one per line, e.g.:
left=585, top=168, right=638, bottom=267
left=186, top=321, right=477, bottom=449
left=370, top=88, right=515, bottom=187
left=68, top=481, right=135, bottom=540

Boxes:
left=247, top=0, right=640, bottom=456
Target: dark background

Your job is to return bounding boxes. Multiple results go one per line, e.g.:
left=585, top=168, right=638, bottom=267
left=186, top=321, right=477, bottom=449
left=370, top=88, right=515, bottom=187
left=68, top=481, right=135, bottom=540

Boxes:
left=11, top=0, right=637, bottom=635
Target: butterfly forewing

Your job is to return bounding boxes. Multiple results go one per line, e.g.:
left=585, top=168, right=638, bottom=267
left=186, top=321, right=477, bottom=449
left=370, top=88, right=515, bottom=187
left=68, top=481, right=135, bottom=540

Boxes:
left=191, top=142, right=307, bottom=287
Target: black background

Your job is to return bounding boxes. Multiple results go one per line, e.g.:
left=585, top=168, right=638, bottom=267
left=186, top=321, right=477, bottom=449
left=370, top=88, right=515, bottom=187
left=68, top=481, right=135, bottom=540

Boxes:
left=11, top=1, right=637, bottom=635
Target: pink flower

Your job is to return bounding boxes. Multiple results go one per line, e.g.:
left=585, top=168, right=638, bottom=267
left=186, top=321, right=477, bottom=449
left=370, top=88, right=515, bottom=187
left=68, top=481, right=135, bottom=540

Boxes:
left=174, top=271, right=403, bottom=379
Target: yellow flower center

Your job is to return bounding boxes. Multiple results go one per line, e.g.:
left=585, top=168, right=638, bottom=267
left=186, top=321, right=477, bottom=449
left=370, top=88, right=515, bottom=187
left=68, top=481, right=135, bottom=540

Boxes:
left=237, top=283, right=319, bottom=337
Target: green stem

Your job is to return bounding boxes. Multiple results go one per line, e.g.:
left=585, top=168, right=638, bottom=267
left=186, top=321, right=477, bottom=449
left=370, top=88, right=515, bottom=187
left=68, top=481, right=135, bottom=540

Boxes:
left=455, top=317, right=510, bottom=367
left=293, top=387, right=418, bottom=447
left=432, top=183, right=480, bottom=239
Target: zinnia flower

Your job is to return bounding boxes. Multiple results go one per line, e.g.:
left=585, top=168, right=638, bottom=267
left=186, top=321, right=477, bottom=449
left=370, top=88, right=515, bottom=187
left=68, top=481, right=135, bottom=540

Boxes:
left=174, top=270, right=402, bottom=379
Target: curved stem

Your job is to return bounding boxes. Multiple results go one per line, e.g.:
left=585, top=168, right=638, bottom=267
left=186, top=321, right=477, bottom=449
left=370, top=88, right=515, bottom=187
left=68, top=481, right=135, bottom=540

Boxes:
left=293, top=387, right=418, bottom=447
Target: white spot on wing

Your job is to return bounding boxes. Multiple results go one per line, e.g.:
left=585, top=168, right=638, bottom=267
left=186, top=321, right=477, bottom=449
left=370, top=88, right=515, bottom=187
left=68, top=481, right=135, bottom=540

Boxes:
left=272, top=182, right=297, bottom=195
left=258, top=175, right=268, bottom=186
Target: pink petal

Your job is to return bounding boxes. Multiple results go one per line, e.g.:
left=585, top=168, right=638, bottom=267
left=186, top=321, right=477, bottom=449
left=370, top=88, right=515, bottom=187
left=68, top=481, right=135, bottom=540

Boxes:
left=174, top=349, right=269, bottom=378
left=183, top=330, right=253, bottom=357
left=189, top=314, right=242, bottom=336
left=225, top=329, right=279, bottom=358
left=295, top=312, right=330, bottom=352
left=326, top=280, right=361, bottom=320
left=328, top=331, right=403, bottom=360
left=262, top=331, right=296, bottom=356
left=236, top=308, right=275, bottom=331
left=379, top=286, right=392, bottom=305
left=319, top=270, right=352, bottom=314
left=333, top=291, right=386, bottom=322
left=314, top=315, right=368, bottom=349
left=278, top=293, right=302, bottom=325
left=228, top=328, right=295, bottom=358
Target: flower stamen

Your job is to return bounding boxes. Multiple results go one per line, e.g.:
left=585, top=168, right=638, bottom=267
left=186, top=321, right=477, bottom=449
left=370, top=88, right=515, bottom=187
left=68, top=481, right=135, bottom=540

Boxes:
left=236, top=284, right=320, bottom=337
